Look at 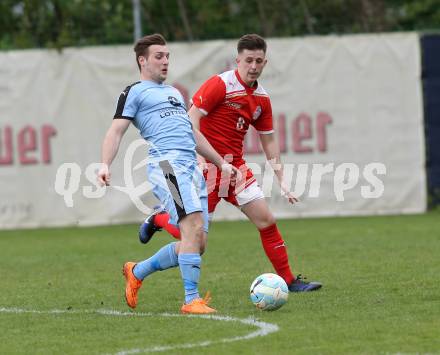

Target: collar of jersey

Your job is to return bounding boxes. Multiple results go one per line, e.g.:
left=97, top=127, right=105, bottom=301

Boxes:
left=234, top=69, right=258, bottom=92
left=140, top=79, right=165, bottom=85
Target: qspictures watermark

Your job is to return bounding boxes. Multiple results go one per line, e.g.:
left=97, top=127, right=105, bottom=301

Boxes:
left=54, top=139, right=386, bottom=213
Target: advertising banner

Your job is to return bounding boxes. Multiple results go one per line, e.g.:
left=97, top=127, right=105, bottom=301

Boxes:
left=0, top=33, right=426, bottom=229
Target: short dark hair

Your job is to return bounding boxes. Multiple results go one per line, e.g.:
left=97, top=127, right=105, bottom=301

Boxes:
left=134, top=33, right=167, bottom=70
left=237, top=34, right=267, bottom=54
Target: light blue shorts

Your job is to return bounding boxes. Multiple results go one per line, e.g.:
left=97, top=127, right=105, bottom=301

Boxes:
left=147, top=159, right=209, bottom=233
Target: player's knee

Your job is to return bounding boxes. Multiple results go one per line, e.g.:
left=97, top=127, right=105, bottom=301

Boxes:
left=255, top=213, right=276, bottom=229
left=181, top=212, right=204, bottom=242
left=190, top=216, right=204, bottom=236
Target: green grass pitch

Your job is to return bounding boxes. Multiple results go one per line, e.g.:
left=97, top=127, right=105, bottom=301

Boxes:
left=0, top=211, right=439, bottom=354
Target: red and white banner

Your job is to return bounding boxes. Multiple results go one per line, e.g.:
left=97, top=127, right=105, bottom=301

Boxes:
left=0, top=33, right=426, bottom=229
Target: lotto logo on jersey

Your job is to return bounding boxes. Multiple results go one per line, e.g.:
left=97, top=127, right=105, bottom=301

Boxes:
left=168, top=96, right=182, bottom=107
left=253, top=106, right=262, bottom=120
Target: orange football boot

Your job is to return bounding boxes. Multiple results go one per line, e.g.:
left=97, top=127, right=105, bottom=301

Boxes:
left=122, top=262, right=142, bottom=309
left=180, top=292, right=217, bottom=314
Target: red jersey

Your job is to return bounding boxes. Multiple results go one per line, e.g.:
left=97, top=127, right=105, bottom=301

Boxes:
left=192, top=69, right=273, bottom=166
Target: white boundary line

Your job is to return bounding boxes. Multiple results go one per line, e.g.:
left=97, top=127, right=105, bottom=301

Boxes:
left=0, top=307, right=279, bottom=354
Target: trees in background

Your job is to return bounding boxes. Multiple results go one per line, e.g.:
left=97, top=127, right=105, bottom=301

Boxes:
left=0, top=0, right=439, bottom=49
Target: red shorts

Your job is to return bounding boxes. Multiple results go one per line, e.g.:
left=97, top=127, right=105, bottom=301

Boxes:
left=203, top=163, right=262, bottom=213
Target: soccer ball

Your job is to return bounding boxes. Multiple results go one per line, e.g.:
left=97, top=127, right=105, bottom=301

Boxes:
left=250, top=273, right=289, bottom=311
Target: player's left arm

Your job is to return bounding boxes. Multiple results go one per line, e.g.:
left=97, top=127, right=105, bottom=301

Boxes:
left=188, top=106, right=207, bottom=167
left=259, top=133, right=298, bottom=204
left=189, top=105, right=239, bottom=182
left=189, top=106, right=218, bottom=165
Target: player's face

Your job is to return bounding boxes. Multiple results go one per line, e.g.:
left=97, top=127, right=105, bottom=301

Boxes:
left=139, top=44, right=170, bottom=83
left=236, top=49, right=267, bottom=87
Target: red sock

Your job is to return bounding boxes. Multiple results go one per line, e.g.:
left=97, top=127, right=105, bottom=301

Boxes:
left=259, top=224, right=295, bottom=285
left=154, top=213, right=181, bottom=239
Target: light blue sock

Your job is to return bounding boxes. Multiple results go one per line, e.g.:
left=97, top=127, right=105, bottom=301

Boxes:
left=178, top=253, right=201, bottom=304
left=133, top=242, right=178, bottom=280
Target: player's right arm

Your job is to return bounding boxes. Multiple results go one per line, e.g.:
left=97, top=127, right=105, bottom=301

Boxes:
left=98, top=84, right=139, bottom=186
left=98, top=119, right=131, bottom=186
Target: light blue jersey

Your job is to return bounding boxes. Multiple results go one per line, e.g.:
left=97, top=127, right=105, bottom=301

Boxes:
left=114, top=80, right=208, bottom=232
left=114, top=80, right=196, bottom=161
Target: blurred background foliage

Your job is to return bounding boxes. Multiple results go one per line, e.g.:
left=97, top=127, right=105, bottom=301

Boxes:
left=0, top=0, right=440, bottom=50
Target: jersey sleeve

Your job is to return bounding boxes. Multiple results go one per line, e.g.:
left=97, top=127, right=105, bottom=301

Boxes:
left=113, top=83, right=140, bottom=119
left=191, top=75, right=226, bottom=115
left=251, top=98, right=274, bottom=134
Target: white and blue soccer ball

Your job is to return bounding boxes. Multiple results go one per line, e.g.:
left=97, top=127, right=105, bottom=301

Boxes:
left=250, top=273, right=289, bottom=311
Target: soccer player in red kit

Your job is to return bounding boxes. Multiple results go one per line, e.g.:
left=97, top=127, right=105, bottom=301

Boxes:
left=140, top=34, right=322, bottom=292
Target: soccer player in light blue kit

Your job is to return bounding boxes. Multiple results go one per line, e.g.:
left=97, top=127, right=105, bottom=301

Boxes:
left=98, top=34, right=237, bottom=314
